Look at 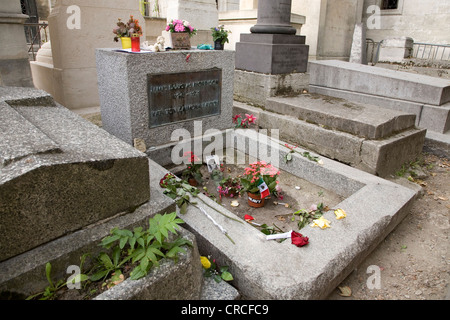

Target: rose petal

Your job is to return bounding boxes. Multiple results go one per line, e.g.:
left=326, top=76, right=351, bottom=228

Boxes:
left=310, top=216, right=331, bottom=229
left=244, top=214, right=254, bottom=221
left=334, top=208, right=347, bottom=220
left=291, top=231, right=309, bottom=247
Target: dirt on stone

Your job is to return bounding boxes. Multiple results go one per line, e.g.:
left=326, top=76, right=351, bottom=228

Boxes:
left=326, top=153, right=450, bottom=300
left=194, top=161, right=344, bottom=236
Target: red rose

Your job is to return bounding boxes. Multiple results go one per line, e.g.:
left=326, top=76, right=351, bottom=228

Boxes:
left=291, top=231, right=309, bottom=247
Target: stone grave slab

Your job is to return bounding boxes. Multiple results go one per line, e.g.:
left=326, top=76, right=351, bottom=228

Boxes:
left=0, top=87, right=150, bottom=262
left=309, top=60, right=450, bottom=106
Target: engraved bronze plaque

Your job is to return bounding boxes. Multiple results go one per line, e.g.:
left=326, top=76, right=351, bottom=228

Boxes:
left=147, top=69, right=222, bottom=128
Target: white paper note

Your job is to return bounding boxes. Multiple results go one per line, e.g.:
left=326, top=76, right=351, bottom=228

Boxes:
left=266, top=231, right=292, bottom=241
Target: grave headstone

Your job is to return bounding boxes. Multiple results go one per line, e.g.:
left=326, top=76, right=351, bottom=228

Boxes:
left=96, top=49, right=234, bottom=154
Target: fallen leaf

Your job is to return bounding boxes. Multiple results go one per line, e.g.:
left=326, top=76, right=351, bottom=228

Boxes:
left=277, top=216, right=286, bottom=222
left=338, top=286, right=352, bottom=297
left=438, top=196, right=448, bottom=201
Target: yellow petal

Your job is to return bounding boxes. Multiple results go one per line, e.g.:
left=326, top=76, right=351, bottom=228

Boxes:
left=310, top=216, right=331, bottom=229
left=200, top=256, right=211, bottom=269
left=334, top=208, right=347, bottom=220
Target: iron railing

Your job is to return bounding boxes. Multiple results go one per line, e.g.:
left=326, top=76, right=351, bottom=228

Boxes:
left=366, top=38, right=378, bottom=65
left=412, top=43, right=450, bottom=61
left=24, top=22, right=49, bottom=61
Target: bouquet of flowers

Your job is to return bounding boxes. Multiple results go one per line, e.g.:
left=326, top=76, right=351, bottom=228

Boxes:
left=113, top=15, right=143, bottom=42
left=211, top=25, right=231, bottom=45
left=217, top=177, right=242, bottom=199
left=165, top=19, right=197, bottom=37
left=232, top=114, right=257, bottom=129
left=240, top=161, right=280, bottom=198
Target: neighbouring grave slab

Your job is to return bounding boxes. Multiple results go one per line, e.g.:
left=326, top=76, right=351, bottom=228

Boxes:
left=0, top=159, right=183, bottom=298
left=309, top=60, right=450, bottom=106
left=0, top=87, right=150, bottom=262
left=96, top=49, right=234, bottom=150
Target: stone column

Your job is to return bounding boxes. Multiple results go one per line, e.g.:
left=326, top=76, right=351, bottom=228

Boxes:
left=250, top=0, right=296, bottom=35
left=235, top=0, right=309, bottom=74
left=30, top=0, right=143, bottom=111
left=0, top=0, right=34, bottom=87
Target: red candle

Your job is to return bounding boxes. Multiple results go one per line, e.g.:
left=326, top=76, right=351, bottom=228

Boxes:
left=131, top=35, right=140, bottom=52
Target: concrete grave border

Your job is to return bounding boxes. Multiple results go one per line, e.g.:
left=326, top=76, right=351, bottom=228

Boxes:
left=149, top=129, right=418, bottom=299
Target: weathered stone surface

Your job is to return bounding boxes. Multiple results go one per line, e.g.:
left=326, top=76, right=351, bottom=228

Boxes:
left=234, top=100, right=426, bottom=177
left=349, top=23, right=367, bottom=65
left=0, top=158, right=176, bottom=297
left=0, top=87, right=150, bottom=262
left=265, top=94, right=416, bottom=139
left=419, top=103, right=450, bottom=134
left=234, top=69, right=310, bottom=106
left=96, top=49, right=234, bottom=149
left=308, top=86, right=425, bottom=127
left=378, top=37, right=414, bottom=63
left=309, top=60, right=450, bottom=106
left=360, top=128, right=427, bottom=177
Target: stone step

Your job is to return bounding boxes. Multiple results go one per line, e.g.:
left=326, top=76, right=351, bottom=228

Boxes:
left=265, top=93, right=416, bottom=140
left=309, top=60, right=450, bottom=106
left=234, top=101, right=426, bottom=177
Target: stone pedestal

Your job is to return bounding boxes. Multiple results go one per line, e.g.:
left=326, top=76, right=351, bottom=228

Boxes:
left=236, top=0, right=309, bottom=74
left=96, top=49, right=234, bottom=150
left=234, top=0, right=309, bottom=106
left=0, top=0, right=34, bottom=87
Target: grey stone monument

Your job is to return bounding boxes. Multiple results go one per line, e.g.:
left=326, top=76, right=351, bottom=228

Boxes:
left=235, top=0, right=309, bottom=74
left=96, top=49, right=234, bottom=158
left=234, top=0, right=310, bottom=106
